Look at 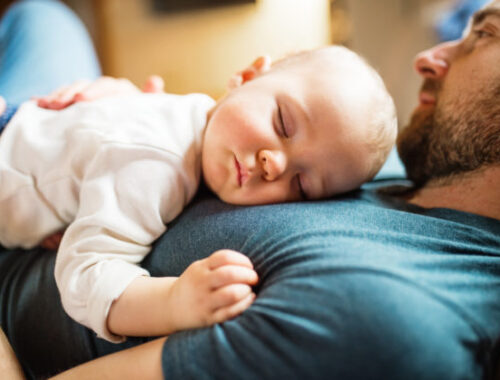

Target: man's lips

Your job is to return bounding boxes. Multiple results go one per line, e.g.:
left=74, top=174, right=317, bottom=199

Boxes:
left=419, top=92, right=436, bottom=105
left=418, top=79, right=440, bottom=106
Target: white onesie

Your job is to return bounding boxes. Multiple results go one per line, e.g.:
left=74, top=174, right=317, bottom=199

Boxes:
left=0, top=93, right=215, bottom=342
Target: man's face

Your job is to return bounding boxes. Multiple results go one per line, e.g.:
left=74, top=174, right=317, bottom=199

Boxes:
left=201, top=53, right=375, bottom=205
left=397, top=0, right=500, bottom=186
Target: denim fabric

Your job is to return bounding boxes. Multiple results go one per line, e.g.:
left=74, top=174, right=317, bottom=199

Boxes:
left=0, top=0, right=101, bottom=105
left=436, top=0, right=490, bottom=42
left=0, top=103, right=18, bottom=132
left=0, top=1, right=102, bottom=376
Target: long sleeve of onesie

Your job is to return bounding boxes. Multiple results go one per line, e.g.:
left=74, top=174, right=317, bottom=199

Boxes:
left=55, top=142, right=191, bottom=342
left=0, top=93, right=215, bottom=342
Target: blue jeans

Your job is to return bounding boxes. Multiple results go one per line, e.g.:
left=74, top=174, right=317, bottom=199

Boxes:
left=0, top=0, right=101, bottom=106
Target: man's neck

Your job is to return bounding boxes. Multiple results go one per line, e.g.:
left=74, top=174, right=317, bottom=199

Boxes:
left=407, top=165, right=500, bottom=221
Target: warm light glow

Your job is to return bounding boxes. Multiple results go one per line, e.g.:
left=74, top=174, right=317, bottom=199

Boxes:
left=98, top=0, right=331, bottom=98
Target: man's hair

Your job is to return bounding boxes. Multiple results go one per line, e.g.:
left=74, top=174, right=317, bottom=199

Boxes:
left=275, top=46, right=397, bottom=182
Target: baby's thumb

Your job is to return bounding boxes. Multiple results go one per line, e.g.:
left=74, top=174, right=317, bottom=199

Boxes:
left=143, top=75, right=165, bottom=93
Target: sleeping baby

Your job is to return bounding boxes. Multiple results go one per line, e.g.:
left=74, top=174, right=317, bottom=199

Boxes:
left=0, top=46, right=397, bottom=342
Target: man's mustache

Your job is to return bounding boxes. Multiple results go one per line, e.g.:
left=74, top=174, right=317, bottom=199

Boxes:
left=420, top=79, right=441, bottom=95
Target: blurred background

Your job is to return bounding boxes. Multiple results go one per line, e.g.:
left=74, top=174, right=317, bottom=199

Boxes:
left=52, top=0, right=486, bottom=126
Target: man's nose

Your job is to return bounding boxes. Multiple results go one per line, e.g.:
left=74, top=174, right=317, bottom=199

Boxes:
left=258, top=149, right=287, bottom=181
left=414, top=41, right=459, bottom=79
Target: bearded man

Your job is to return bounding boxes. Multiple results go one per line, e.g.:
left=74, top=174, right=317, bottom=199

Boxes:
left=398, top=1, right=500, bottom=219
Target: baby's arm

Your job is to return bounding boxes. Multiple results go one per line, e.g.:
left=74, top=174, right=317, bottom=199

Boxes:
left=55, top=142, right=255, bottom=342
left=107, top=250, right=258, bottom=337
left=21, top=76, right=163, bottom=251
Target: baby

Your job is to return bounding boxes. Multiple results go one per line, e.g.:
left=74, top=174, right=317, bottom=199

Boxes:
left=0, top=46, right=397, bottom=342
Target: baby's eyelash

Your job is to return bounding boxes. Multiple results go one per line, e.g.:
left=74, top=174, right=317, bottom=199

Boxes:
left=278, top=106, right=288, bottom=138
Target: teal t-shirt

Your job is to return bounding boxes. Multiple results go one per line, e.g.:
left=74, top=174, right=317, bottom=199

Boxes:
left=1, top=182, right=499, bottom=379
left=157, top=184, right=500, bottom=380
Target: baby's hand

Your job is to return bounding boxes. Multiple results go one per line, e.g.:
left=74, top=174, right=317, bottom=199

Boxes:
left=35, top=75, right=164, bottom=110
left=40, top=231, right=64, bottom=251
left=166, top=250, right=258, bottom=332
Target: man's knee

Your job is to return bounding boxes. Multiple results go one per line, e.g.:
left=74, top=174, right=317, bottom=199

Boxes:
left=0, top=0, right=101, bottom=103
left=2, top=0, right=90, bottom=44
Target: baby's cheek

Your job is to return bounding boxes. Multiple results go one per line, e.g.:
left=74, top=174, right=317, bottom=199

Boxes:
left=247, top=182, right=295, bottom=205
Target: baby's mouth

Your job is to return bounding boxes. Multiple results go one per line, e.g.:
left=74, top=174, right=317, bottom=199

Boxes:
left=234, top=156, right=242, bottom=187
left=234, top=156, right=249, bottom=187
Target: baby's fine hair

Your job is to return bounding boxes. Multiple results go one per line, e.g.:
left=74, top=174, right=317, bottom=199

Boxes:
left=354, top=52, right=398, bottom=180
left=274, top=46, right=398, bottom=182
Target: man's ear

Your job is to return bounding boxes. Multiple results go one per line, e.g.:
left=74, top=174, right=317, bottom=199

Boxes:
left=227, top=55, right=272, bottom=90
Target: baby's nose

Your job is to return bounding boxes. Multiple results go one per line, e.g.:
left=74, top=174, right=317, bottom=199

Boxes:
left=258, top=149, right=287, bottom=181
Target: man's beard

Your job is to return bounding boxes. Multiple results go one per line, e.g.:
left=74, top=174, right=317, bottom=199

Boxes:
left=397, top=81, right=500, bottom=187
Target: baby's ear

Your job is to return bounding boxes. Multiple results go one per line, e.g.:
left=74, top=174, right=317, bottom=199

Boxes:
left=227, top=55, right=272, bottom=90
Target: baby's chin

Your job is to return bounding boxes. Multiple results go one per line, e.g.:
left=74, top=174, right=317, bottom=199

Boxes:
left=215, top=191, right=267, bottom=206
left=214, top=190, right=248, bottom=206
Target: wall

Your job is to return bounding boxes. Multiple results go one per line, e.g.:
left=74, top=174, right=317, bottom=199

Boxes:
left=63, top=0, right=454, bottom=124
left=91, top=0, right=331, bottom=98
left=338, top=0, right=451, bottom=126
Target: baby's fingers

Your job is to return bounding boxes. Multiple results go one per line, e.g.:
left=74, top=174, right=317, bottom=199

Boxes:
left=210, top=265, right=258, bottom=289
left=72, top=77, right=139, bottom=103
left=36, top=84, right=68, bottom=108
left=211, top=284, right=253, bottom=311
left=208, top=249, right=254, bottom=270
left=37, top=81, right=90, bottom=109
left=143, top=75, right=164, bottom=93
left=51, top=80, right=90, bottom=109
left=212, top=292, right=256, bottom=324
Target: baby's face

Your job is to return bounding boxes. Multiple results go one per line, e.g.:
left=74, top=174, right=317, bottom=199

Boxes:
left=201, top=52, right=375, bottom=205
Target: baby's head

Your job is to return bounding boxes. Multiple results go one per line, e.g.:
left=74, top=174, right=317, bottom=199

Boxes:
left=201, top=46, right=397, bottom=205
